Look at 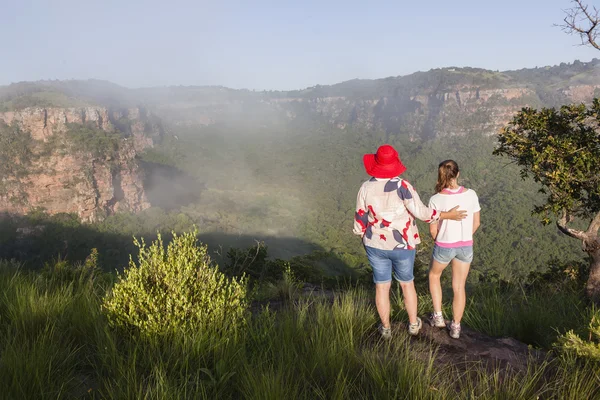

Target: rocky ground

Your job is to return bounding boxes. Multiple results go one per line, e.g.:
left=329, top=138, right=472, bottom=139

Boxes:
left=404, top=319, right=546, bottom=374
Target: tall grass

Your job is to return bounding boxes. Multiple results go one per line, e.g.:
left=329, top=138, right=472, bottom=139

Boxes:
left=0, top=259, right=599, bottom=399
left=462, top=283, right=589, bottom=348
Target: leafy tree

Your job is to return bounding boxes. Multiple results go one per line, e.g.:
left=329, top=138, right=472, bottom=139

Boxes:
left=494, top=100, right=600, bottom=300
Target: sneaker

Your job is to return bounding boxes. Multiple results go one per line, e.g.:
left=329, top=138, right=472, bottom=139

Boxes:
left=378, top=324, right=392, bottom=339
left=429, top=313, right=446, bottom=328
left=408, top=317, right=422, bottom=336
left=449, top=321, right=461, bottom=339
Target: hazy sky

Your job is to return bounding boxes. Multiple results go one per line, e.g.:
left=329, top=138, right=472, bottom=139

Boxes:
left=2, top=0, right=599, bottom=90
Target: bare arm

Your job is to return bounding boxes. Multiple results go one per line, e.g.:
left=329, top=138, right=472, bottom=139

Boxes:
left=401, top=181, right=467, bottom=223
left=472, top=211, right=480, bottom=234
left=440, top=206, right=467, bottom=222
left=429, top=221, right=439, bottom=240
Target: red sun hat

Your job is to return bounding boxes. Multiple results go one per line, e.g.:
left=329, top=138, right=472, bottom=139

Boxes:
left=363, top=144, right=407, bottom=178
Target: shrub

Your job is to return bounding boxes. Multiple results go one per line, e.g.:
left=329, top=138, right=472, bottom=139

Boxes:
left=102, top=229, right=249, bottom=337
left=224, top=241, right=270, bottom=280
left=556, top=312, right=600, bottom=361
left=40, top=249, right=100, bottom=289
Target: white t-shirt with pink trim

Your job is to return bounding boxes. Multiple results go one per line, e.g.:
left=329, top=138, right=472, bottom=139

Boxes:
left=428, top=187, right=481, bottom=248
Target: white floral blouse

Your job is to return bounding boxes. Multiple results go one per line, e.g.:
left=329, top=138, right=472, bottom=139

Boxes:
left=353, top=177, right=440, bottom=251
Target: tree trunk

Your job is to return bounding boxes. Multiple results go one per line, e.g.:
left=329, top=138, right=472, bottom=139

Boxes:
left=557, top=211, right=600, bottom=302
left=586, top=247, right=600, bottom=302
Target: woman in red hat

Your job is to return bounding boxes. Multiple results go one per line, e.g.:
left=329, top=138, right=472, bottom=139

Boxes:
left=354, top=144, right=466, bottom=338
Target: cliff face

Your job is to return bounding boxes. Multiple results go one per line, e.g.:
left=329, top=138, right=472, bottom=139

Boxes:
left=1, top=65, right=598, bottom=222
left=149, top=63, right=600, bottom=141
left=264, top=84, right=600, bottom=139
left=0, top=107, right=159, bottom=152
left=0, top=107, right=160, bottom=222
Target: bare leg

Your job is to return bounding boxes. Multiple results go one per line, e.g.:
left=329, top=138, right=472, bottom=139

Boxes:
left=429, top=259, right=450, bottom=314
left=399, top=281, right=418, bottom=324
left=451, top=259, right=471, bottom=324
left=375, top=282, right=392, bottom=328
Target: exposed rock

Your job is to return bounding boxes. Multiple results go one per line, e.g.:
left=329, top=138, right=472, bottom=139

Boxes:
left=0, top=107, right=158, bottom=222
left=395, top=319, right=547, bottom=373
left=0, top=106, right=159, bottom=151
left=561, top=84, right=600, bottom=103
left=160, top=83, right=599, bottom=139
left=0, top=107, right=112, bottom=141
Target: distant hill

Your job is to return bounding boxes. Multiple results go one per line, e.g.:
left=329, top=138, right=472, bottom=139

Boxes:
left=4, top=59, right=598, bottom=140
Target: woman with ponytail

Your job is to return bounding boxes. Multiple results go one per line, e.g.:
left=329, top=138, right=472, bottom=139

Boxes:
left=427, top=160, right=481, bottom=339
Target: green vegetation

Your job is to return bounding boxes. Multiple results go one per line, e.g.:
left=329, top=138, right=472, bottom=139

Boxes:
left=0, top=121, right=33, bottom=178
left=506, top=59, right=600, bottom=90
left=495, top=99, right=600, bottom=299
left=140, top=121, right=581, bottom=282
left=2, top=63, right=600, bottom=397
left=0, top=241, right=598, bottom=399
left=0, top=80, right=134, bottom=111
left=0, top=85, right=88, bottom=111
left=0, top=121, right=34, bottom=202
left=1, top=120, right=582, bottom=283
left=65, top=123, right=123, bottom=160
left=103, top=231, right=248, bottom=337
left=558, top=315, right=600, bottom=361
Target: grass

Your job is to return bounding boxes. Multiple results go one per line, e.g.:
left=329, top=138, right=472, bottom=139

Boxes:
left=0, top=258, right=599, bottom=399
left=462, top=283, right=591, bottom=348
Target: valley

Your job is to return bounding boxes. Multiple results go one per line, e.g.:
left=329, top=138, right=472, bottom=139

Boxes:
left=2, top=59, right=598, bottom=279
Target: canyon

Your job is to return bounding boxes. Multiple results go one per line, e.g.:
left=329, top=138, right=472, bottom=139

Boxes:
left=0, top=107, right=161, bottom=221
left=1, top=60, right=599, bottom=222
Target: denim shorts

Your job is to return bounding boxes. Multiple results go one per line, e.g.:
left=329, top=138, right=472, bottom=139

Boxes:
left=365, top=246, right=416, bottom=284
left=432, top=245, right=474, bottom=264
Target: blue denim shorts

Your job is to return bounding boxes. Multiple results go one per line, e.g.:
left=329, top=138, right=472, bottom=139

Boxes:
left=432, top=245, right=474, bottom=264
left=365, top=246, right=416, bottom=284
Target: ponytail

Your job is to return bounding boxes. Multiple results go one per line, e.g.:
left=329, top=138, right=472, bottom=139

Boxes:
left=435, top=160, right=459, bottom=193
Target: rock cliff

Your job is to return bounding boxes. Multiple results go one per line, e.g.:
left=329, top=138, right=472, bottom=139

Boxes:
left=147, top=61, right=600, bottom=140
left=265, top=83, right=600, bottom=139
left=1, top=62, right=599, bottom=222
left=0, top=107, right=161, bottom=222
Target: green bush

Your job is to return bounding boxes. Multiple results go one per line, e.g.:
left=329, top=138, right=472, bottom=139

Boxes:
left=557, top=312, right=600, bottom=361
left=102, top=229, right=249, bottom=337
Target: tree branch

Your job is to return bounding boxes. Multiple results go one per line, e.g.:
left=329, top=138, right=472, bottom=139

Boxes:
left=588, top=210, right=600, bottom=236
left=561, top=0, right=600, bottom=50
left=578, top=0, right=598, bottom=24
left=557, top=209, right=588, bottom=240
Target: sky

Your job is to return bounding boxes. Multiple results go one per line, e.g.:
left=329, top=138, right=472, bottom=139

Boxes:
left=1, top=0, right=599, bottom=90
